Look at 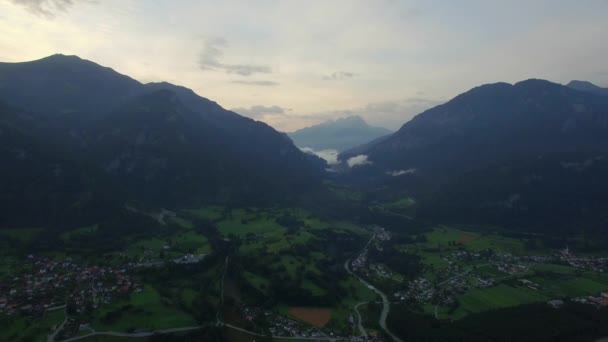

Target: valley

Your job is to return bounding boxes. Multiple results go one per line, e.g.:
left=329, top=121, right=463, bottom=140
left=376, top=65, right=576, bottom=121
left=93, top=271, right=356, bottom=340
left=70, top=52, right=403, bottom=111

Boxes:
left=3, top=201, right=608, bottom=342
left=2, top=53, right=608, bottom=341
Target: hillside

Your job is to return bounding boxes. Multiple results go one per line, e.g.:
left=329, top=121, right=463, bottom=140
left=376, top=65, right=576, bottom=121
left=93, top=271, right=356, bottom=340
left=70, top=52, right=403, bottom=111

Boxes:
left=339, top=79, right=608, bottom=233
left=341, top=79, right=608, bottom=175
left=567, top=80, right=608, bottom=96
left=0, top=55, right=325, bottom=225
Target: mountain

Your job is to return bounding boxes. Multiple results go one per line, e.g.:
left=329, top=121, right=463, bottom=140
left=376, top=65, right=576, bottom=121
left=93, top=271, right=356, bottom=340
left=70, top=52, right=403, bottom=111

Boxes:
left=0, top=100, right=119, bottom=227
left=567, top=80, right=608, bottom=96
left=340, top=79, right=608, bottom=233
left=288, top=115, right=392, bottom=152
left=342, top=79, right=608, bottom=175
left=0, top=55, right=325, bottom=225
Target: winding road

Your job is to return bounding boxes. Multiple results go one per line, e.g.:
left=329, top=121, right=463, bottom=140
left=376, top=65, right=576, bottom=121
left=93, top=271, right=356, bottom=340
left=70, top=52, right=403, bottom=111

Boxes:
left=345, top=234, right=403, bottom=342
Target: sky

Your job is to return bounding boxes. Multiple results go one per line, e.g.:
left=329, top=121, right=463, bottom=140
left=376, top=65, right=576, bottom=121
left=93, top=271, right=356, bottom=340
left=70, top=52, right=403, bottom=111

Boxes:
left=1, top=0, right=608, bottom=132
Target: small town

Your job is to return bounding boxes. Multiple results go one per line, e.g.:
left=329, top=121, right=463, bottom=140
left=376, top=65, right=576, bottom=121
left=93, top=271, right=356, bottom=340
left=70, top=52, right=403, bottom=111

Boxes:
left=389, top=247, right=608, bottom=311
left=0, top=248, right=208, bottom=318
left=0, top=255, right=141, bottom=317
left=238, top=305, right=334, bottom=339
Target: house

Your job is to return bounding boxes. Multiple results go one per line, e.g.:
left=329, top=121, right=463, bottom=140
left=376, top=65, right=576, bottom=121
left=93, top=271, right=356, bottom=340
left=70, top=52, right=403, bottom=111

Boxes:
left=547, top=299, right=564, bottom=308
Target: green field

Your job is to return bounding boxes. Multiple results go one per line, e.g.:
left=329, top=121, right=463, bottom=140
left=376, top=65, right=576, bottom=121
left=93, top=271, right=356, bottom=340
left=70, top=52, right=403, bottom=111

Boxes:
left=408, top=227, right=528, bottom=257
left=183, top=206, right=224, bottom=221
left=60, top=224, right=99, bottom=241
left=450, top=284, right=548, bottom=319
left=410, top=226, right=608, bottom=320
left=171, top=217, right=195, bottom=229
left=385, top=197, right=416, bottom=209
left=0, top=227, right=43, bottom=242
left=94, top=285, right=195, bottom=332
left=0, top=309, right=65, bottom=341
left=173, top=230, right=211, bottom=254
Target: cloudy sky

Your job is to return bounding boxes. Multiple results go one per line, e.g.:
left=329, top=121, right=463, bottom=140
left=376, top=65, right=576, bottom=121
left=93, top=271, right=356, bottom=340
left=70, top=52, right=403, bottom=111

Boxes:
left=1, top=0, right=608, bottom=131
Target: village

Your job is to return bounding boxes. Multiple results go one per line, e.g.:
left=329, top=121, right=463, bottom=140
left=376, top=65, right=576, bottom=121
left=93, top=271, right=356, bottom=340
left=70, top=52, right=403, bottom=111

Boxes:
left=238, top=305, right=334, bottom=339
left=0, top=246, right=208, bottom=319
left=0, top=255, right=143, bottom=317
left=390, top=246, right=608, bottom=311
left=238, top=305, right=387, bottom=342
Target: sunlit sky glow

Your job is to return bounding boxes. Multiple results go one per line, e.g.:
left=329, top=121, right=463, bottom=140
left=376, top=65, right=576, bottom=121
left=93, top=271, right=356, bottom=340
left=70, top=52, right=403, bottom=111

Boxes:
left=1, top=0, right=608, bottom=131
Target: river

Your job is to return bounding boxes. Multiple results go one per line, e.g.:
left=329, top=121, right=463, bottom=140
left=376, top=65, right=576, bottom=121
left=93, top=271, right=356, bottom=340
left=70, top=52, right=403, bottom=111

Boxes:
left=345, top=234, right=403, bottom=342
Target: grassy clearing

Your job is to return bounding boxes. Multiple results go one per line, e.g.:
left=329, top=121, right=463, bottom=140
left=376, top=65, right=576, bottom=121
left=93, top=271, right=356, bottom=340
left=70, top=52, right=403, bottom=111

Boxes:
left=173, top=231, right=211, bottom=254
left=170, top=217, right=194, bottom=229
left=530, top=263, right=576, bottom=274
left=0, top=309, right=65, bottom=341
left=386, top=197, right=416, bottom=209
left=183, top=206, right=224, bottom=221
left=329, top=278, right=378, bottom=332
left=218, top=217, right=284, bottom=236
left=547, top=277, right=608, bottom=297
left=416, top=227, right=527, bottom=255
left=453, top=284, right=547, bottom=318
left=243, top=271, right=270, bottom=293
left=0, top=227, right=43, bottom=242
left=94, top=285, right=195, bottom=332
left=302, top=280, right=326, bottom=297
left=60, top=224, right=98, bottom=241
left=125, top=237, right=165, bottom=258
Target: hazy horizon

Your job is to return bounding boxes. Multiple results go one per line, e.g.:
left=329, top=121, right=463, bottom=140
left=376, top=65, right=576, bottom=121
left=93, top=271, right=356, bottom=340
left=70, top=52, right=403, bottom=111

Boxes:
left=1, top=0, right=608, bottom=131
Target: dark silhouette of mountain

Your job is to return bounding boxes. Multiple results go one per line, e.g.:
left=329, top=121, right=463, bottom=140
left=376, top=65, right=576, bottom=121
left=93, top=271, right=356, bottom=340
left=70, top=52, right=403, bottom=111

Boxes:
left=340, top=79, right=608, bottom=234
left=0, top=101, right=120, bottom=227
left=567, top=80, right=608, bottom=96
left=288, top=115, right=392, bottom=152
left=0, top=55, right=325, bottom=225
left=342, top=79, right=608, bottom=175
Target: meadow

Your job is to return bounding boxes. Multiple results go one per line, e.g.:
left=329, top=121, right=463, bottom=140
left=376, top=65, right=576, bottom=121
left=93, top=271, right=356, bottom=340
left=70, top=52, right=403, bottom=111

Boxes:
left=409, top=226, right=608, bottom=320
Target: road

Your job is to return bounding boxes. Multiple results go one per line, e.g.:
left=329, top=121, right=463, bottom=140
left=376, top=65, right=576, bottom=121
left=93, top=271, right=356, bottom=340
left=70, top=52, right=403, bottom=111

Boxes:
left=345, top=234, right=403, bottom=342
left=47, top=308, right=68, bottom=342
left=56, top=326, right=202, bottom=342
left=353, top=302, right=368, bottom=338
left=223, top=323, right=341, bottom=341
left=53, top=254, right=342, bottom=342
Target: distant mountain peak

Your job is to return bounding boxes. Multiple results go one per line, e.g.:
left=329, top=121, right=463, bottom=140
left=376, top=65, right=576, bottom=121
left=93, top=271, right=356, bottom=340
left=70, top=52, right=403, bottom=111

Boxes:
left=288, top=115, right=392, bottom=152
left=334, top=115, right=366, bottom=124
left=567, top=80, right=608, bottom=96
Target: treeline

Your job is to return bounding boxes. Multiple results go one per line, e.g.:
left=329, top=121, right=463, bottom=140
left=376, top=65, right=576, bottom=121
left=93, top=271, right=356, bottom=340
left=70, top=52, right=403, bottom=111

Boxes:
left=418, top=153, right=608, bottom=241
left=387, top=302, right=608, bottom=341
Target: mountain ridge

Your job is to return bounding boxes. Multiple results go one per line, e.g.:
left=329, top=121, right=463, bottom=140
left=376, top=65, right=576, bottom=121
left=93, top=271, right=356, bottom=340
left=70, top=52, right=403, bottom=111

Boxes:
left=0, top=54, right=326, bottom=225
left=288, top=115, right=392, bottom=152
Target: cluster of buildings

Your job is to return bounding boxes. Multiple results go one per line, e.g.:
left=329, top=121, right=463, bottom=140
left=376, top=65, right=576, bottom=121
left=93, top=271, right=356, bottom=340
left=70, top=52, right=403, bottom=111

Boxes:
left=173, top=253, right=206, bottom=265
left=572, top=291, right=608, bottom=307
left=373, top=226, right=391, bottom=242
left=346, top=335, right=386, bottom=342
left=351, top=249, right=368, bottom=270
left=238, top=306, right=329, bottom=339
left=368, top=264, right=393, bottom=279
left=394, top=278, right=434, bottom=302
left=0, top=255, right=140, bottom=317
left=558, top=247, right=607, bottom=272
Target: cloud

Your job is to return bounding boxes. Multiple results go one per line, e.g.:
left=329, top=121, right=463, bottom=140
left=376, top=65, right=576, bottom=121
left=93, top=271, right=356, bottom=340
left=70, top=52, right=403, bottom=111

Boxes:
left=231, top=80, right=279, bottom=86
left=323, top=71, right=357, bottom=81
left=347, top=154, right=372, bottom=168
left=387, top=169, right=416, bottom=176
left=300, top=148, right=339, bottom=165
left=198, top=37, right=271, bottom=76
left=231, top=105, right=286, bottom=119
left=9, top=0, right=94, bottom=18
